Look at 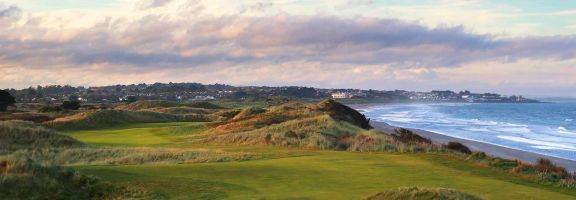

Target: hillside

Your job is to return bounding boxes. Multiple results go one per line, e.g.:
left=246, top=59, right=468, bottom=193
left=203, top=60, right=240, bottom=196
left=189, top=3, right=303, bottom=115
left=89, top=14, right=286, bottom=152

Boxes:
left=198, top=100, right=407, bottom=150
left=0, top=120, right=84, bottom=154
left=43, top=110, right=213, bottom=130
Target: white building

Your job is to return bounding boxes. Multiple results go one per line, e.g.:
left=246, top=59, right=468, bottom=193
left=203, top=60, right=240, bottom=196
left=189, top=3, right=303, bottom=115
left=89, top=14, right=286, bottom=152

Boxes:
left=331, top=92, right=352, bottom=99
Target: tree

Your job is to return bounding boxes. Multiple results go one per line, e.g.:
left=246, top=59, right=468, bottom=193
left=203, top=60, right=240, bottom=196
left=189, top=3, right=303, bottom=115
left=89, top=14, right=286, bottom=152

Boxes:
left=62, top=100, right=81, bottom=110
left=126, top=96, right=137, bottom=103
left=0, top=90, right=16, bottom=111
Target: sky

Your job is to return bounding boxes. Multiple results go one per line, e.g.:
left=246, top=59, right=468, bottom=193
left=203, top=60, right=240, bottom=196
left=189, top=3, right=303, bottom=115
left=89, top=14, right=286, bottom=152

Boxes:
left=1, top=0, right=575, bottom=97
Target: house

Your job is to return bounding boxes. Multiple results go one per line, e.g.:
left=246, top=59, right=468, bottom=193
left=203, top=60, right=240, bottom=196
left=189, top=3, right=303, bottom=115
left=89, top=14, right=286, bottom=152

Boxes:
left=331, top=92, right=352, bottom=99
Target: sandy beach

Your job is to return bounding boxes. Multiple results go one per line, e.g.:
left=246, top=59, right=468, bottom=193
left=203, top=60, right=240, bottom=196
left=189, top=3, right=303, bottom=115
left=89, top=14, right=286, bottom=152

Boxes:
left=349, top=104, right=576, bottom=171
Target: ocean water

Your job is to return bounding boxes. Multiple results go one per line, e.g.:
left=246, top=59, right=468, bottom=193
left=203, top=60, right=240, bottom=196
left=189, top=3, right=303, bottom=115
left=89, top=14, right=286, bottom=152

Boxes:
left=361, top=102, right=576, bottom=160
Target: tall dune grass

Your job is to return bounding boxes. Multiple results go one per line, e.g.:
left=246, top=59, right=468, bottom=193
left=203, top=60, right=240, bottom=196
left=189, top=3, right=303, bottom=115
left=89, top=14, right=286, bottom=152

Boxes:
left=364, top=187, right=484, bottom=200
left=0, top=157, right=158, bottom=199
left=3, top=148, right=263, bottom=166
left=0, top=120, right=84, bottom=154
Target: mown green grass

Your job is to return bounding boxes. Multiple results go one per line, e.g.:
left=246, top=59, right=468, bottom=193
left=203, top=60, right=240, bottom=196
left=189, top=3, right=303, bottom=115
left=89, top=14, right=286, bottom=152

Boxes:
left=77, top=151, right=576, bottom=200
left=70, top=122, right=576, bottom=199
left=68, top=122, right=206, bottom=147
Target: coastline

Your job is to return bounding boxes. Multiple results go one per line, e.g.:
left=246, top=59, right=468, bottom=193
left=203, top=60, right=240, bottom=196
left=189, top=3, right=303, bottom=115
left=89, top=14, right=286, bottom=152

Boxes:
left=348, top=104, right=576, bottom=171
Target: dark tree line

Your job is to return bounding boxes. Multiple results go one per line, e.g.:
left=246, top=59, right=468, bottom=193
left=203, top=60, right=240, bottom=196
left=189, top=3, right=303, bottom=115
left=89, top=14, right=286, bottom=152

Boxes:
left=0, top=90, right=16, bottom=111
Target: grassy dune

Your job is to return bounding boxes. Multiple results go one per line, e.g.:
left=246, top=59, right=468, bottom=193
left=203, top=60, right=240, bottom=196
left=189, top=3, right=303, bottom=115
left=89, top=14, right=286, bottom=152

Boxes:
left=44, top=110, right=213, bottom=130
left=0, top=120, right=84, bottom=154
left=0, top=157, right=157, bottom=200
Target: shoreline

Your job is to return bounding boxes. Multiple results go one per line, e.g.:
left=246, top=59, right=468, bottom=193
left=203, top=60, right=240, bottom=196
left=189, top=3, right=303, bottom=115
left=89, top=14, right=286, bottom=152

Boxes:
left=348, top=104, right=576, bottom=171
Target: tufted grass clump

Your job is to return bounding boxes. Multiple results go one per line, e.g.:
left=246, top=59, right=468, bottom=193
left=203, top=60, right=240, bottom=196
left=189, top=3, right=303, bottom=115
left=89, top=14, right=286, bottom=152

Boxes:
left=364, top=187, right=483, bottom=200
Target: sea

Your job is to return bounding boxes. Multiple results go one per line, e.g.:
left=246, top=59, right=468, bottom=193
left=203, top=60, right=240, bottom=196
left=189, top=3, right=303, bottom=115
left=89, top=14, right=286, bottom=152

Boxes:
left=360, top=102, right=576, bottom=161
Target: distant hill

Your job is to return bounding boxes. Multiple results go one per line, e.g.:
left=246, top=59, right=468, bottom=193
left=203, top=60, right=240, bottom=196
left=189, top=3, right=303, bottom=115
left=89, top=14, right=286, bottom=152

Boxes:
left=115, top=100, right=224, bottom=110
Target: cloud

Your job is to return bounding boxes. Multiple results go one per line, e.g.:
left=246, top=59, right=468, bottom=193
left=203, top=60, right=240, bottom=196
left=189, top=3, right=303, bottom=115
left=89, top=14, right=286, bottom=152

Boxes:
left=0, top=0, right=575, bottom=95
left=2, top=10, right=574, bottom=71
left=137, top=0, right=175, bottom=10
left=0, top=3, right=21, bottom=22
left=347, top=0, right=374, bottom=6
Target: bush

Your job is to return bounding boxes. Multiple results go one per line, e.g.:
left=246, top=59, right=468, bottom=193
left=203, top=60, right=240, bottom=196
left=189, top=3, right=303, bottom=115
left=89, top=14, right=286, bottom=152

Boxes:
left=535, top=158, right=569, bottom=178
left=0, top=90, right=16, bottom=112
left=445, top=141, right=472, bottom=154
left=38, top=105, right=62, bottom=113
left=468, top=152, right=487, bottom=160
left=364, top=187, right=483, bottom=200
left=391, top=128, right=431, bottom=144
left=61, top=100, right=81, bottom=110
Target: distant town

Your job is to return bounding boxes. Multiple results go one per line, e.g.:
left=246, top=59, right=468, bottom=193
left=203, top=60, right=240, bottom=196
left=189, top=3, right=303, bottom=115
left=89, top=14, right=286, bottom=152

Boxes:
left=4, top=82, right=539, bottom=104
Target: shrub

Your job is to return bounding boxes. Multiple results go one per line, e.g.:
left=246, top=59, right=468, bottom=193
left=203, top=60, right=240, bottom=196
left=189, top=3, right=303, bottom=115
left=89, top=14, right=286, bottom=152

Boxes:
left=364, top=187, right=483, bottom=200
left=391, top=128, right=432, bottom=144
left=0, top=90, right=16, bottom=112
left=61, top=100, right=81, bottom=110
left=468, top=152, right=487, bottom=160
left=444, top=141, right=472, bottom=154
left=535, top=158, right=569, bottom=178
left=38, top=105, right=63, bottom=113
left=512, top=161, right=536, bottom=174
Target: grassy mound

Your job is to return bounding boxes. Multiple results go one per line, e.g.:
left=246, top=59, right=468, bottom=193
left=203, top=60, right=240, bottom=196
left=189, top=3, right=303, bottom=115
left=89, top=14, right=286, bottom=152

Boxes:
left=364, top=187, right=483, bottom=200
left=0, top=158, right=157, bottom=200
left=231, top=106, right=267, bottom=120
left=203, top=115, right=372, bottom=149
left=43, top=110, right=210, bottom=130
left=198, top=101, right=446, bottom=151
left=145, top=106, right=214, bottom=115
left=0, top=112, right=56, bottom=123
left=199, top=100, right=384, bottom=149
left=307, top=99, right=372, bottom=129
left=0, top=121, right=84, bottom=154
left=116, top=100, right=223, bottom=111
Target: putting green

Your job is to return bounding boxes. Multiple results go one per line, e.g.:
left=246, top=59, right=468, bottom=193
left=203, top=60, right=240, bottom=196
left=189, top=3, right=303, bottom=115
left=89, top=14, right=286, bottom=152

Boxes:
left=69, top=122, right=206, bottom=147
